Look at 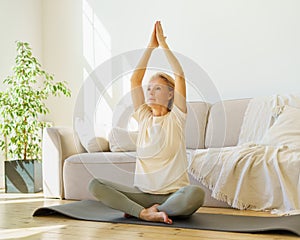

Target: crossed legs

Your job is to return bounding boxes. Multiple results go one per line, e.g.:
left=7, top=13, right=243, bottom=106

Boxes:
left=88, top=178, right=205, bottom=224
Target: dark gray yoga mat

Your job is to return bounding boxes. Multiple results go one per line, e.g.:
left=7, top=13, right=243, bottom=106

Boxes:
left=33, top=200, right=300, bottom=236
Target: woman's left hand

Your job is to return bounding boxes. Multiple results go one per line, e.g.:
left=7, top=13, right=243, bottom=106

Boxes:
left=148, top=23, right=159, bottom=48
left=155, top=21, right=168, bottom=48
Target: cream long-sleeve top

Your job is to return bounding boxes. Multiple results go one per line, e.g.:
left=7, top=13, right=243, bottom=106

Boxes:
left=133, top=103, right=190, bottom=194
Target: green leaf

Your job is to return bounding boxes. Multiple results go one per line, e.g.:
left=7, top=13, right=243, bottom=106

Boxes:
left=0, top=41, right=71, bottom=160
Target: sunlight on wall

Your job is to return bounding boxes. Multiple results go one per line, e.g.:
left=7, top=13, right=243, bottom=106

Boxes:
left=82, top=0, right=139, bottom=137
left=82, top=0, right=111, bottom=71
left=95, top=71, right=138, bottom=135
left=82, top=0, right=112, bottom=137
left=94, top=51, right=142, bottom=136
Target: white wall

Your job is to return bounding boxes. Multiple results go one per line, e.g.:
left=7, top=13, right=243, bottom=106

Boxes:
left=0, top=0, right=43, bottom=88
left=90, top=0, right=300, bottom=101
left=39, top=0, right=300, bottom=129
left=79, top=0, right=300, bottom=136
left=41, top=0, right=83, bottom=126
left=2, top=0, right=297, bottom=125
left=0, top=0, right=43, bottom=188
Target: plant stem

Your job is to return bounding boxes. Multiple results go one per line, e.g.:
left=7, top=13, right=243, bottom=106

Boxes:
left=23, top=117, right=27, bottom=160
left=4, top=135, right=7, bottom=161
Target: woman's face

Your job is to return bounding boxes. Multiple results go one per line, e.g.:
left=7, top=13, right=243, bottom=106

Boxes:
left=146, top=77, right=173, bottom=109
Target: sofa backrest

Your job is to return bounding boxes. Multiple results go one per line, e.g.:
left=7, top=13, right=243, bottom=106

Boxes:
left=204, top=98, right=250, bottom=148
left=109, top=99, right=251, bottom=150
left=185, top=102, right=211, bottom=149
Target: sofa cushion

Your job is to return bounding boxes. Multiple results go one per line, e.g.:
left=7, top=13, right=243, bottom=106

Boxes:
left=85, top=137, right=110, bottom=153
left=186, top=102, right=211, bottom=149
left=74, top=118, right=110, bottom=152
left=108, top=127, right=138, bottom=152
left=205, top=99, right=250, bottom=148
left=63, top=152, right=137, bottom=200
left=261, top=105, right=300, bottom=148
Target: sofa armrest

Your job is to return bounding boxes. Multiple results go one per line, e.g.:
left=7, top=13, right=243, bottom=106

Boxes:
left=42, top=127, right=86, bottom=199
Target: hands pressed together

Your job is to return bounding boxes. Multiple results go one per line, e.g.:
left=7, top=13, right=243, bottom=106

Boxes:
left=131, top=20, right=187, bottom=124
left=148, top=21, right=168, bottom=49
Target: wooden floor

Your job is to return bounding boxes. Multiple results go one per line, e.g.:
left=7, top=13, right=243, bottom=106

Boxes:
left=0, top=191, right=298, bottom=240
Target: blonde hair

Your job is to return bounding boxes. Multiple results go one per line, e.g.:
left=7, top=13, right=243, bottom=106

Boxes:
left=150, top=72, right=175, bottom=110
left=151, top=72, right=175, bottom=88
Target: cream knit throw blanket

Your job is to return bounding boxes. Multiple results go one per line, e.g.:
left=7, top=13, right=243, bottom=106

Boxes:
left=189, top=94, right=300, bottom=213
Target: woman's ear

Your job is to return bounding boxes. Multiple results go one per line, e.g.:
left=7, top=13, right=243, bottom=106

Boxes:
left=168, top=90, right=174, bottom=100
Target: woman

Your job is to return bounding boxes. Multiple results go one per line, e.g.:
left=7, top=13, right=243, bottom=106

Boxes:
left=89, top=21, right=204, bottom=224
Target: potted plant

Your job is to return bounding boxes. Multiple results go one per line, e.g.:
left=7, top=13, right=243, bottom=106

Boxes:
left=0, top=41, right=71, bottom=193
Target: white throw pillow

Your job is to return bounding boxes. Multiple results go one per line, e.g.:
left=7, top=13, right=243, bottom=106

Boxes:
left=74, top=118, right=109, bottom=152
left=108, top=127, right=138, bottom=152
left=261, top=105, right=300, bottom=148
left=85, top=137, right=110, bottom=153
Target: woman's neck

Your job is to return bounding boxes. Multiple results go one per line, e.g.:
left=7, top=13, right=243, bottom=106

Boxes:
left=151, top=106, right=169, bottom=117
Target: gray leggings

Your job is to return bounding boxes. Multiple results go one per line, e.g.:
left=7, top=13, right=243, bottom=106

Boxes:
left=88, top=178, right=205, bottom=218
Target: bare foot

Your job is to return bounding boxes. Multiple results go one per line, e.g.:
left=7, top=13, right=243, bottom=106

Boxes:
left=139, top=204, right=173, bottom=224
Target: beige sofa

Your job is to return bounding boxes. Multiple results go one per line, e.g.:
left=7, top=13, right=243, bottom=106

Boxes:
left=42, top=98, right=250, bottom=207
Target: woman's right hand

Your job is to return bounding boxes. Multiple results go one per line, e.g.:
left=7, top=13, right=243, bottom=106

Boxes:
left=148, top=23, right=159, bottom=48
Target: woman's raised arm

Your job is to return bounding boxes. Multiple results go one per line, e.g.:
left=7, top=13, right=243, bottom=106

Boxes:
left=131, top=24, right=158, bottom=111
left=155, top=21, right=187, bottom=113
